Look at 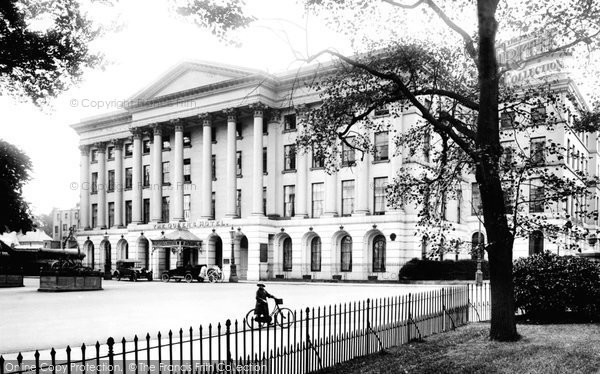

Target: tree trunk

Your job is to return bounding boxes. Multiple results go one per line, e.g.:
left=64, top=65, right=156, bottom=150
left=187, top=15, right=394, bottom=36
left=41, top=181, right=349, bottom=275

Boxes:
left=476, top=0, right=519, bottom=341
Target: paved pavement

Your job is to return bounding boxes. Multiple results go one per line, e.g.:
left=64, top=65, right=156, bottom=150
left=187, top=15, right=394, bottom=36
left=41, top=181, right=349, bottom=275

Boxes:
left=0, top=277, right=442, bottom=355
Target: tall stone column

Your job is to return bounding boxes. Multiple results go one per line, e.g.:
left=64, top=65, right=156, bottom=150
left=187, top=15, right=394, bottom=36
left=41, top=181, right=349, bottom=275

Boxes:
left=96, top=142, right=107, bottom=228
left=266, top=110, right=281, bottom=216
left=354, top=152, right=371, bottom=215
left=79, top=145, right=91, bottom=229
left=150, top=124, right=163, bottom=222
left=295, top=107, right=308, bottom=218
left=131, top=128, right=143, bottom=224
left=323, top=172, right=338, bottom=216
left=171, top=120, right=185, bottom=221
left=224, top=109, right=238, bottom=217
left=388, top=119, right=403, bottom=214
left=200, top=114, right=213, bottom=219
left=251, top=103, right=265, bottom=216
left=112, top=139, right=124, bottom=227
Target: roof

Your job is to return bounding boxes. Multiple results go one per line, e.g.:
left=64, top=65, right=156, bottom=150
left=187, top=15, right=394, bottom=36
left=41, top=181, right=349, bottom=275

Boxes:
left=18, top=230, right=52, bottom=243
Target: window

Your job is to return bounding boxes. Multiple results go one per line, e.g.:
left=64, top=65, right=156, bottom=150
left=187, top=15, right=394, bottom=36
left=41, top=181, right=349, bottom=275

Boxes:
left=500, top=111, right=515, bottom=129
left=63, top=224, right=67, bottom=231
left=501, top=141, right=514, bottom=167
left=456, top=189, right=462, bottom=224
left=236, top=189, right=242, bottom=217
left=283, top=237, right=292, bottom=271
left=341, top=180, right=355, bottom=216
left=212, top=155, right=216, bottom=180
left=530, top=137, right=545, bottom=164
left=263, top=121, right=268, bottom=135
left=471, top=182, right=481, bottom=215
left=125, top=168, right=132, bottom=189
left=211, top=192, right=216, bottom=219
left=91, top=204, right=98, bottom=228
left=162, top=196, right=170, bottom=222
left=91, top=172, right=98, bottom=194
left=529, top=231, right=544, bottom=255
left=263, top=187, right=267, bottom=216
left=236, top=122, right=243, bottom=138
left=108, top=202, right=114, bottom=228
left=374, top=132, right=389, bottom=161
left=310, top=237, right=322, bottom=272
left=284, top=145, right=296, bottom=171
left=423, top=132, right=431, bottom=163
left=312, top=146, right=325, bottom=168
left=184, top=194, right=191, bottom=221
left=107, top=170, right=115, bottom=192
left=125, top=200, right=132, bottom=225
left=107, top=146, right=115, bottom=160
left=184, top=159, right=191, bottom=182
left=162, top=162, right=170, bottom=185
left=162, top=136, right=171, bottom=150
left=211, top=128, right=217, bottom=143
left=372, top=235, right=386, bottom=272
left=143, top=140, right=151, bottom=154
left=284, top=114, right=296, bottom=131
left=531, top=106, right=547, bottom=125
left=143, top=165, right=150, bottom=187
left=125, top=143, right=133, bottom=157
left=284, top=185, right=295, bottom=218
left=236, top=151, right=243, bottom=176
left=183, top=132, right=192, bottom=147
left=311, top=183, right=324, bottom=218
left=374, top=107, right=389, bottom=116
left=341, top=137, right=356, bottom=166
left=143, top=199, right=150, bottom=224
left=91, top=149, right=98, bottom=163
left=530, top=183, right=544, bottom=213
left=54, top=226, right=58, bottom=234
left=263, top=147, right=267, bottom=174
left=341, top=236, right=352, bottom=272
left=373, top=177, right=388, bottom=215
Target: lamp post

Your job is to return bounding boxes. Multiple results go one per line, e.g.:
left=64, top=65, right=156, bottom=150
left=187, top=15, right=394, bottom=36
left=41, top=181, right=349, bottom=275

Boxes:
left=229, top=227, right=238, bottom=283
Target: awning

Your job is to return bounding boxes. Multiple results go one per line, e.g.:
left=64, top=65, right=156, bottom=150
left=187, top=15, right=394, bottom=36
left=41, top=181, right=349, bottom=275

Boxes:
left=152, top=229, right=202, bottom=248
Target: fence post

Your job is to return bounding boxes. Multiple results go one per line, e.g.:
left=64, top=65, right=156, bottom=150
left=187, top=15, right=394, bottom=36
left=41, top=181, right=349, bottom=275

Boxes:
left=305, top=307, right=310, bottom=372
left=226, top=319, right=232, bottom=368
left=407, top=293, right=412, bottom=342
left=365, top=299, right=371, bottom=354
left=107, top=338, right=115, bottom=374
left=441, top=288, right=446, bottom=332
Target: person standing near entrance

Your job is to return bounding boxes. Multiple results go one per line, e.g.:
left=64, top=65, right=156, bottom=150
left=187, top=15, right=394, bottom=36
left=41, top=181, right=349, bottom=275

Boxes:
left=254, top=283, right=275, bottom=323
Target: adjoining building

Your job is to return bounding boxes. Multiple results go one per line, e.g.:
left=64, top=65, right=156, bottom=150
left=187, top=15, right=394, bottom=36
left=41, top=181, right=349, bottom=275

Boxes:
left=51, top=207, right=80, bottom=242
left=71, top=50, right=598, bottom=281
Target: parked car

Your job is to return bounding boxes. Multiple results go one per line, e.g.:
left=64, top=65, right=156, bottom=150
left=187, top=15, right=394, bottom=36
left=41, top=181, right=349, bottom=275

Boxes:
left=113, top=259, right=153, bottom=281
left=161, top=264, right=222, bottom=283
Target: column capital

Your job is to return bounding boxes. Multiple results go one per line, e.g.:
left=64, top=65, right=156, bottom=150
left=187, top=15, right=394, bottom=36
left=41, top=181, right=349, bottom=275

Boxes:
left=267, top=109, right=281, bottom=123
left=170, top=118, right=184, bottom=132
left=79, top=144, right=90, bottom=155
left=199, top=113, right=212, bottom=126
left=130, top=127, right=144, bottom=139
left=223, top=108, right=237, bottom=122
left=110, top=139, right=124, bottom=150
left=250, top=102, right=268, bottom=118
left=94, top=142, right=107, bottom=153
left=150, top=123, right=163, bottom=136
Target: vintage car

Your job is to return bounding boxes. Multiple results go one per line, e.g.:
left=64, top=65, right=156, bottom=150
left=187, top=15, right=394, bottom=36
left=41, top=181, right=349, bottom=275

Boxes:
left=113, top=259, right=153, bottom=281
left=160, top=264, right=222, bottom=283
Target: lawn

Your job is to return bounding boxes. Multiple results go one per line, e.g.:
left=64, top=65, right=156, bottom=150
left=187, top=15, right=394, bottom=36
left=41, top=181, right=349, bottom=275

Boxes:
left=320, top=323, right=600, bottom=374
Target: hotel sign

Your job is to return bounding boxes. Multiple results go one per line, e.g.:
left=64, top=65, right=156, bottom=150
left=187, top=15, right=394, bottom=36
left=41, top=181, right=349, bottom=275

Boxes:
left=154, top=219, right=227, bottom=230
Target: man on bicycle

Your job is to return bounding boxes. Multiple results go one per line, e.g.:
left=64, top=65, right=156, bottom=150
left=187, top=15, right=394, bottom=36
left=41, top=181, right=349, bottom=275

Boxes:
left=254, top=283, right=275, bottom=323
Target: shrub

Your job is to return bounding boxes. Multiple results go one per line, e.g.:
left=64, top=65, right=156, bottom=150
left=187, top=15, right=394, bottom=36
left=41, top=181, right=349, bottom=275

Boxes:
left=513, top=252, right=600, bottom=321
left=399, top=258, right=489, bottom=280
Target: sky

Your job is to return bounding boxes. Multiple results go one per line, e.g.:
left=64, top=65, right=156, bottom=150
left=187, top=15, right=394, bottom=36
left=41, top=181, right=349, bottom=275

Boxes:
left=1, top=0, right=351, bottom=215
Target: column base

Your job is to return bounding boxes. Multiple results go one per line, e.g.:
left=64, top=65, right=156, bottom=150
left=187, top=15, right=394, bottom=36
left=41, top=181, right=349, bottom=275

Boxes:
left=293, top=214, right=308, bottom=220
left=200, top=216, right=214, bottom=220
left=321, top=212, right=338, bottom=217
left=225, top=213, right=240, bottom=219
left=352, top=210, right=370, bottom=216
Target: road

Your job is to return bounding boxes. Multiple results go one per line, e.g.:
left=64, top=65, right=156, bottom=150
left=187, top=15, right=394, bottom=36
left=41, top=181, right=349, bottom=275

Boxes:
left=0, top=277, right=442, bottom=356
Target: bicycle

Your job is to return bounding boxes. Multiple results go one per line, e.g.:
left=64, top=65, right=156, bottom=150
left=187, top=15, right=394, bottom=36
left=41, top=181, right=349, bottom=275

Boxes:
left=245, top=298, right=295, bottom=329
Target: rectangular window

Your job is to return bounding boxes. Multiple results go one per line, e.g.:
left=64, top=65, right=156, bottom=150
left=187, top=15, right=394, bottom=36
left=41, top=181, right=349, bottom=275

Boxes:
left=91, top=172, right=98, bottom=194
left=284, top=144, right=296, bottom=171
left=501, top=141, right=514, bottom=167
left=263, top=121, right=268, bottom=135
left=107, top=170, right=115, bottom=192
left=143, top=165, right=150, bottom=187
left=374, top=132, right=389, bottom=161
left=373, top=177, right=388, bottom=215
left=124, top=143, right=133, bottom=157
left=162, top=196, right=170, bottom=222
left=183, top=132, right=192, bottom=147
left=54, top=226, right=58, bottom=234
left=91, top=204, right=98, bottom=228
left=143, top=140, right=151, bottom=154
left=456, top=189, right=462, bottom=224
left=162, top=136, right=171, bottom=150
left=312, top=146, right=325, bottom=168
left=471, top=182, right=481, bottom=215
left=530, top=137, right=545, bottom=164
left=236, top=189, right=242, bottom=217
left=263, top=187, right=267, bottom=216
left=107, top=146, right=115, bottom=160
left=284, top=114, right=296, bottom=131
left=283, top=185, right=295, bottom=218
left=532, top=106, right=547, bottom=125
left=236, top=151, right=242, bottom=176
left=211, top=129, right=217, bottom=143
left=236, top=122, right=243, bottom=138
left=108, top=202, right=114, bottom=228
left=184, top=158, right=191, bottom=182
left=211, top=192, right=216, bottom=219
left=423, top=132, right=431, bottom=162
left=184, top=194, right=191, bottom=221
left=374, top=106, right=390, bottom=116
left=500, top=111, right=515, bottom=129
left=125, top=200, right=132, bottom=225
left=341, top=137, right=356, bottom=166
left=125, top=168, right=132, bottom=189
left=91, top=149, right=98, bottom=163
left=342, top=180, right=355, bottom=216
left=162, top=162, right=170, bottom=184
left=143, top=198, right=150, bottom=224
left=263, top=147, right=267, bottom=174
left=311, top=183, right=324, bottom=218
left=63, top=224, right=67, bottom=231
left=530, top=183, right=544, bottom=213
left=212, top=155, right=216, bottom=180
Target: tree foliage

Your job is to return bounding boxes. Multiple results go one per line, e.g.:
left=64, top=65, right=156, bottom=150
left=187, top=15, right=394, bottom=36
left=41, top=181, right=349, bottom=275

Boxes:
left=0, top=139, right=33, bottom=234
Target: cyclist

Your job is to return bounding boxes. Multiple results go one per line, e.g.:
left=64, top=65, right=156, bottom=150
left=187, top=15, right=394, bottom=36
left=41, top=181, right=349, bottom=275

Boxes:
left=254, top=283, right=275, bottom=323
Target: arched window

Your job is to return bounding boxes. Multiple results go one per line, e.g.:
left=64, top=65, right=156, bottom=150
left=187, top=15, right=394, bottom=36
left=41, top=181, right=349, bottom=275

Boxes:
left=341, top=236, right=352, bottom=272
left=310, top=237, right=321, bottom=272
left=372, top=235, right=386, bottom=272
left=471, top=232, right=485, bottom=260
left=117, top=239, right=128, bottom=260
left=529, top=230, right=544, bottom=255
left=283, top=237, right=292, bottom=271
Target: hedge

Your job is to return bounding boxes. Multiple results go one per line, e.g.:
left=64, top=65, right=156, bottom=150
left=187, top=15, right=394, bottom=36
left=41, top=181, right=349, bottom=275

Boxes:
left=399, top=258, right=490, bottom=280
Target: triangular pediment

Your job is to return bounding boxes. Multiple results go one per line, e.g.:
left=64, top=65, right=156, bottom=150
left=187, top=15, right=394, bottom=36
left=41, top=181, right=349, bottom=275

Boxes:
left=129, top=61, right=264, bottom=101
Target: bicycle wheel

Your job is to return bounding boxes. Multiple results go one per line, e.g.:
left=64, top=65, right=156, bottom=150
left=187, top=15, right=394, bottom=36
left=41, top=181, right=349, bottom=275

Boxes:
left=245, top=309, right=267, bottom=330
left=274, top=308, right=295, bottom=328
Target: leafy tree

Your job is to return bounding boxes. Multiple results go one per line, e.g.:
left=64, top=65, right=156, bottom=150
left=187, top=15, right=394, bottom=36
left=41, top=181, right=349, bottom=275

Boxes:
left=0, top=139, right=34, bottom=234
left=299, top=0, right=600, bottom=341
left=34, top=212, right=54, bottom=237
